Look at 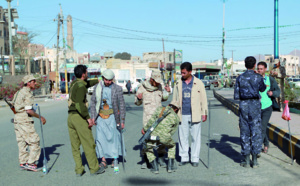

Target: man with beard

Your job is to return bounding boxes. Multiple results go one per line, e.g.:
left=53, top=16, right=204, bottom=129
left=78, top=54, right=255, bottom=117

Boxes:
left=135, top=70, right=171, bottom=169
left=172, top=62, right=208, bottom=167
left=90, top=69, right=126, bottom=171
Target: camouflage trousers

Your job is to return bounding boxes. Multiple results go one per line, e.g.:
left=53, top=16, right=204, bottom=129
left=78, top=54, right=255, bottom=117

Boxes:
left=145, top=139, right=176, bottom=162
left=14, top=121, right=41, bottom=164
left=239, top=99, right=262, bottom=155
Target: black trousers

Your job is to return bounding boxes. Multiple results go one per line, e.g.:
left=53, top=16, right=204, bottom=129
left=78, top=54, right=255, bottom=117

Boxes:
left=261, top=106, right=273, bottom=147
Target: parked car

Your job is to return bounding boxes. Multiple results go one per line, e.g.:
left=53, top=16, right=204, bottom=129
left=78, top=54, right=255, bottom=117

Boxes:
left=288, top=78, right=300, bottom=88
left=203, top=75, right=219, bottom=89
left=60, top=81, right=70, bottom=94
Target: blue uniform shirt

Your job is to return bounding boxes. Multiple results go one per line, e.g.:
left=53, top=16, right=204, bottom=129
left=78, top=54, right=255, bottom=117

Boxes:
left=234, top=70, right=266, bottom=100
left=182, top=76, right=193, bottom=115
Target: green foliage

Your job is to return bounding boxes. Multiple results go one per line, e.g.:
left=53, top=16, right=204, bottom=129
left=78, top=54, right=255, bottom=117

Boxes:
left=114, top=52, right=131, bottom=60
left=284, top=79, right=297, bottom=101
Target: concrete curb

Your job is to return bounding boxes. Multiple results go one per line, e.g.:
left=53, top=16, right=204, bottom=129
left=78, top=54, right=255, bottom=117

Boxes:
left=213, top=89, right=300, bottom=161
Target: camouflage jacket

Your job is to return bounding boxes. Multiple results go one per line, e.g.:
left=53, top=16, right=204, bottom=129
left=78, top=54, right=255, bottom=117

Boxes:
left=13, top=87, right=34, bottom=122
left=143, top=106, right=180, bottom=144
left=135, top=79, right=169, bottom=127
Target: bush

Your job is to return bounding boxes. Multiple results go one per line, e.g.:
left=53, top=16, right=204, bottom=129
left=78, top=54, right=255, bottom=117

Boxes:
left=0, top=82, right=23, bottom=100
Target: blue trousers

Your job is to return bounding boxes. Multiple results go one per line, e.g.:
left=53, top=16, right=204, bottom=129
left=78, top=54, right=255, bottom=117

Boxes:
left=239, top=99, right=262, bottom=155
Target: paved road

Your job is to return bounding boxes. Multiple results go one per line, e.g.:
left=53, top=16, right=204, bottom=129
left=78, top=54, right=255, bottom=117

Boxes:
left=0, top=90, right=299, bottom=185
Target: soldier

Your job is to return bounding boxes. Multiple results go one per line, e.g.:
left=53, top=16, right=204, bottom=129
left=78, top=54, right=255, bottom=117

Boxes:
left=234, top=56, right=266, bottom=168
left=135, top=70, right=171, bottom=169
left=68, top=65, right=104, bottom=176
left=141, top=100, right=180, bottom=174
left=13, top=75, right=47, bottom=171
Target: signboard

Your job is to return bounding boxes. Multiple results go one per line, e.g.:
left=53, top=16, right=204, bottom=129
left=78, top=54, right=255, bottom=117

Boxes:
left=175, top=50, right=183, bottom=64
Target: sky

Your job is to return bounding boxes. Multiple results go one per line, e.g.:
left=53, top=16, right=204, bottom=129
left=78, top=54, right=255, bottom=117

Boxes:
left=3, top=0, right=300, bottom=62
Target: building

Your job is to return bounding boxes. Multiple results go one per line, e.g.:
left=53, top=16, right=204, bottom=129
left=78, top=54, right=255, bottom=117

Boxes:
left=265, top=54, right=299, bottom=76
left=0, top=6, right=18, bottom=55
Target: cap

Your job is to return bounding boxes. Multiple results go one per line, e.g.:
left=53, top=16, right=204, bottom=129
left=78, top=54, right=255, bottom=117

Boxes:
left=169, top=100, right=180, bottom=109
left=22, top=75, right=36, bottom=84
left=102, top=69, right=115, bottom=80
left=151, top=70, right=163, bottom=84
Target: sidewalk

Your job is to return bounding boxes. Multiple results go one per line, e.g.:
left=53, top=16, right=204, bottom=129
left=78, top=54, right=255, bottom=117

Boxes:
left=0, top=93, right=68, bottom=108
left=214, top=88, right=300, bottom=161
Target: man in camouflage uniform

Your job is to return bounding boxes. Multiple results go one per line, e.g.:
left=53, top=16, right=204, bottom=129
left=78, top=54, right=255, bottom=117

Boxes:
left=234, top=56, right=266, bottom=168
left=135, top=70, right=170, bottom=168
left=141, top=100, right=180, bottom=174
left=13, top=75, right=47, bottom=171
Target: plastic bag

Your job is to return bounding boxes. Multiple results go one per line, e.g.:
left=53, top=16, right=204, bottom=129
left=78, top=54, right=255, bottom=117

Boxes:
left=282, top=100, right=291, bottom=121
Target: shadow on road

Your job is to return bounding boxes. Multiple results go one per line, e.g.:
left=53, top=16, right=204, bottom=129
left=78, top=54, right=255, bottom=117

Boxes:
left=39, top=144, right=64, bottom=173
left=209, top=134, right=241, bottom=163
left=124, top=177, right=171, bottom=185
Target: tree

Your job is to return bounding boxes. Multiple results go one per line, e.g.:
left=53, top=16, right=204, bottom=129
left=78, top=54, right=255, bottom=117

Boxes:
left=12, top=27, right=38, bottom=59
left=114, top=52, right=131, bottom=60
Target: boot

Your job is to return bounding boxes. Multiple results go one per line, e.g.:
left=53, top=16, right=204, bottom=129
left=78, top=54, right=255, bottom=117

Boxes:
left=150, top=159, right=159, bottom=174
left=240, top=154, right=250, bottom=168
left=167, top=159, right=177, bottom=173
left=158, top=155, right=167, bottom=168
left=252, top=154, right=259, bottom=168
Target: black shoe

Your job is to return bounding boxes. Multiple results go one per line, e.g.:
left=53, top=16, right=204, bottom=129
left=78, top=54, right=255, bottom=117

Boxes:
left=179, top=161, right=188, bottom=166
left=141, top=154, right=151, bottom=169
left=150, top=159, right=159, bottom=174
left=191, top=162, right=199, bottom=167
left=167, top=159, right=177, bottom=173
left=252, top=154, right=259, bottom=168
left=76, top=170, right=86, bottom=177
left=158, top=155, right=167, bottom=168
left=240, top=155, right=250, bottom=168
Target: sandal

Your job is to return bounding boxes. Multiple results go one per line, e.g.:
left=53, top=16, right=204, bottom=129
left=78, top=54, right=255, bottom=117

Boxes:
left=99, top=160, right=108, bottom=169
left=111, top=160, right=114, bottom=168
left=263, top=146, right=268, bottom=154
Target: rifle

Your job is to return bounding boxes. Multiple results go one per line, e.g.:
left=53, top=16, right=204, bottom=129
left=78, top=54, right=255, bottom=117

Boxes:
left=138, top=107, right=171, bottom=149
left=4, top=97, right=16, bottom=114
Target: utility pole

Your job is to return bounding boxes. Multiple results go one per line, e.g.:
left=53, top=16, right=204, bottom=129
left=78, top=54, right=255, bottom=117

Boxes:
left=221, top=0, right=226, bottom=75
left=162, top=38, right=165, bottom=83
left=55, top=14, right=61, bottom=92
left=230, top=50, right=235, bottom=76
left=60, top=4, right=68, bottom=94
left=6, top=0, right=13, bottom=55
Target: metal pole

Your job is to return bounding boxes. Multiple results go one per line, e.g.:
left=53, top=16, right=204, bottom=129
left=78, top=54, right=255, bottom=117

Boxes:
left=274, top=0, right=279, bottom=59
left=207, top=100, right=211, bottom=169
left=7, top=0, right=13, bottom=55
left=287, top=120, right=293, bottom=165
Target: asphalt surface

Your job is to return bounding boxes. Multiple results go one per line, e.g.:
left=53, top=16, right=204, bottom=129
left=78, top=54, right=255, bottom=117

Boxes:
left=0, top=90, right=300, bottom=186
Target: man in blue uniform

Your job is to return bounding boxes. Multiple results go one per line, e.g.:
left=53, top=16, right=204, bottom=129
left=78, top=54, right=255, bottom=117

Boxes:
left=234, top=56, right=266, bottom=168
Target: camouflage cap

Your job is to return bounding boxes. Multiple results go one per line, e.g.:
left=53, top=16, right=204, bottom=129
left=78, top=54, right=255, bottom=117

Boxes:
left=151, top=70, right=162, bottom=84
left=102, top=69, right=115, bottom=80
left=22, top=75, right=36, bottom=84
left=170, top=100, right=180, bottom=109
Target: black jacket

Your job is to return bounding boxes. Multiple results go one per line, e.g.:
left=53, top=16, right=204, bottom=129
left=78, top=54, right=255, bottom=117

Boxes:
left=269, top=76, right=281, bottom=111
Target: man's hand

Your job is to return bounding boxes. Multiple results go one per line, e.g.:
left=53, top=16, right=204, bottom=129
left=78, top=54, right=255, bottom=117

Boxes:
left=137, top=93, right=143, bottom=100
left=41, top=116, right=46, bottom=125
left=267, top=91, right=273, bottom=96
left=121, top=123, right=125, bottom=129
left=141, top=128, right=145, bottom=135
left=92, top=118, right=96, bottom=125
left=164, top=86, right=171, bottom=92
left=87, top=118, right=94, bottom=128
left=202, top=115, right=207, bottom=122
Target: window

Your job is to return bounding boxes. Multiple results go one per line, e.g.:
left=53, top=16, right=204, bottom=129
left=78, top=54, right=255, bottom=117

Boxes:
left=169, top=54, right=172, bottom=61
left=0, top=30, right=2, bottom=37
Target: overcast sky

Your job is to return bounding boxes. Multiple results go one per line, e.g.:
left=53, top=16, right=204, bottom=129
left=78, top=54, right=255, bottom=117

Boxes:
left=5, top=0, right=300, bottom=62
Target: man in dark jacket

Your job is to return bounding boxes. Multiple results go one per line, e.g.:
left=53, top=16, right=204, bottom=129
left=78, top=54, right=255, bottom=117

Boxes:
left=68, top=65, right=104, bottom=176
left=234, top=56, right=266, bottom=168
left=126, top=80, right=131, bottom=96
left=257, top=61, right=280, bottom=154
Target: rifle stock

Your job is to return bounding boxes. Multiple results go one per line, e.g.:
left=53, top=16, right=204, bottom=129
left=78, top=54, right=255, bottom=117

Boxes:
left=4, top=98, right=16, bottom=114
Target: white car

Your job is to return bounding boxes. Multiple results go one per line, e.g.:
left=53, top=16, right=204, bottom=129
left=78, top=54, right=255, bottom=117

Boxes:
left=288, top=78, right=300, bottom=88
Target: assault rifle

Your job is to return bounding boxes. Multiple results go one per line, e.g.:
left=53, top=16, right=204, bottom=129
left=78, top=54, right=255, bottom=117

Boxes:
left=138, top=107, right=171, bottom=149
left=4, top=97, right=16, bottom=114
